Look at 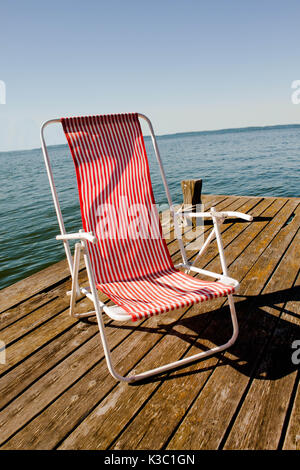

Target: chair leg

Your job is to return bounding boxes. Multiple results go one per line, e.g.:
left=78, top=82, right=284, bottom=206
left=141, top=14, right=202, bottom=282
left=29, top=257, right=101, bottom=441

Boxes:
left=82, top=234, right=239, bottom=383
left=94, top=293, right=239, bottom=383
left=69, top=243, right=82, bottom=318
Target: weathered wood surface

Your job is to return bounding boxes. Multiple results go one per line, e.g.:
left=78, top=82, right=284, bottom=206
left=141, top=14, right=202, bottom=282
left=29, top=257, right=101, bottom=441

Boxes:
left=0, top=194, right=299, bottom=450
left=181, top=178, right=202, bottom=207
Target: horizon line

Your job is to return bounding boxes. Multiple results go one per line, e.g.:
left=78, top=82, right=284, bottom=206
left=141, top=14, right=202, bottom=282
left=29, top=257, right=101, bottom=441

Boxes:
left=1, top=121, right=300, bottom=154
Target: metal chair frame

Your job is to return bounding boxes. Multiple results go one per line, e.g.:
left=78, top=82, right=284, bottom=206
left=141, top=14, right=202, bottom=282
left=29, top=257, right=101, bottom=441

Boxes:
left=41, top=113, right=252, bottom=382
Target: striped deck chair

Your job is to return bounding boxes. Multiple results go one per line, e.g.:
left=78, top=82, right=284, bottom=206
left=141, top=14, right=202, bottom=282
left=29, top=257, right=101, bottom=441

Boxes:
left=41, top=113, right=253, bottom=382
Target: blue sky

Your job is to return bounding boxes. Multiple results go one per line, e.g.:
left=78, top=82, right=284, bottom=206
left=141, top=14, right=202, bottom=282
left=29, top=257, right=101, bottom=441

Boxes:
left=1, top=0, right=300, bottom=151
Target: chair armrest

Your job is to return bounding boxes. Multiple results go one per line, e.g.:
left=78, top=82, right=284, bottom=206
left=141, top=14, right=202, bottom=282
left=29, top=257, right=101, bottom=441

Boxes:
left=211, top=211, right=253, bottom=222
left=175, top=263, right=239, bottom=288
left=177, top=209, right=253, bottom=222
left=56, top=232, right=97, bottom=244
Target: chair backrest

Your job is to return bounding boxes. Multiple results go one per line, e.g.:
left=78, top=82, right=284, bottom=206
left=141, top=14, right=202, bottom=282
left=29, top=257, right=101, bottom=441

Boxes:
left=61, top=113, right=174, bottom=284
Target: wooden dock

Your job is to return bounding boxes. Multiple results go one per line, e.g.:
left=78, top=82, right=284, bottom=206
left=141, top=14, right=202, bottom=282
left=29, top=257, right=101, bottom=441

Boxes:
left=0, top=193, right=299, bottom=450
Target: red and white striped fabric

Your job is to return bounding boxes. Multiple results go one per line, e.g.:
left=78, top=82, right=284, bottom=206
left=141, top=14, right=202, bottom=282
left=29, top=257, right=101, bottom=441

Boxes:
left=61, top=113, right=234, bottom=321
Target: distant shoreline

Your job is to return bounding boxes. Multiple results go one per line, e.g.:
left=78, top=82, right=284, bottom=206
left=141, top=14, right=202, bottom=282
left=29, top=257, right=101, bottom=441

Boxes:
left=161, top=123, right=300, bottom=139
left=1, top=123, right=300, bottom=155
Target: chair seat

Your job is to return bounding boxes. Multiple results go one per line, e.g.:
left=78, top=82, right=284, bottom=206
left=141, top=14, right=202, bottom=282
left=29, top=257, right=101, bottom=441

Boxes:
left=97, top=268, right=235, bottom=321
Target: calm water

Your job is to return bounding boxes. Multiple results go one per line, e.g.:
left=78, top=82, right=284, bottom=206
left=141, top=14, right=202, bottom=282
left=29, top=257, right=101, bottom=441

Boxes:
left=0, top=124, right=299, bottom=290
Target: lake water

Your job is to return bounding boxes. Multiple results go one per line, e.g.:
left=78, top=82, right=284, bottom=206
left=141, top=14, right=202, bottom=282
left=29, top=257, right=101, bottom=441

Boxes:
left=0, top=124, right=299, bottom=290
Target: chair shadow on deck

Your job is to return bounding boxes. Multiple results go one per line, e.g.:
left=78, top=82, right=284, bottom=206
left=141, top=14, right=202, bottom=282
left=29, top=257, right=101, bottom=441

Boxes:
left=200, top=215, right=273, bottom=226
left=98, top=284, right=300, bottom=384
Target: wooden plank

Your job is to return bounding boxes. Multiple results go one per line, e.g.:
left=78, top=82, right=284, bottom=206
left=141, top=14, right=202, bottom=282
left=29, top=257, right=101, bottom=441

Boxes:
left=0, top=197, right=272, bottom=448
left=223, top=267, right=300, bottom=449
left=225, top=199, right=298, bottom=283
left=1, top=286, right=80, bottom=347
left=59, top=317, right=219, bottom=451
left=166, top=207, right=300, bottom=450
left=0, top=197, right=261, bottom=449
left=0, top=198, right=237, bottom=418
left=0, top=196, right=217, bottom=314
left=283, top=375, right=300, bottom=449
left=0, top=197, right=230, bottom=367
left=0, top=335, right=102, bottom=445
left=0, top=259, right=74, bottom=314
left=275, top=275, right=300, bottom=451
left=0, top=195, right=298, bottom=450
left=1, top=310, right=181, bottom=449
left=0, top=309, right=76, bottom=377
left=0, top=313, right=159, bottom=446
left=106, top=200, right=299, bottom=450
left=0, top=196, right=231, bottom=409
left=2, top=201, right=246, bottom=438
left=0, top=315, right=98, bottom=410
left=55, top=199, right=287, bottom=450
left=0, top=287, right=63, bottom=332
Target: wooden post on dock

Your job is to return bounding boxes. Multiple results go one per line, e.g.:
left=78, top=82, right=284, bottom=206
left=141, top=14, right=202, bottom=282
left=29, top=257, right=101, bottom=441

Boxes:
left=181, top=178, right=202, bottom=227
